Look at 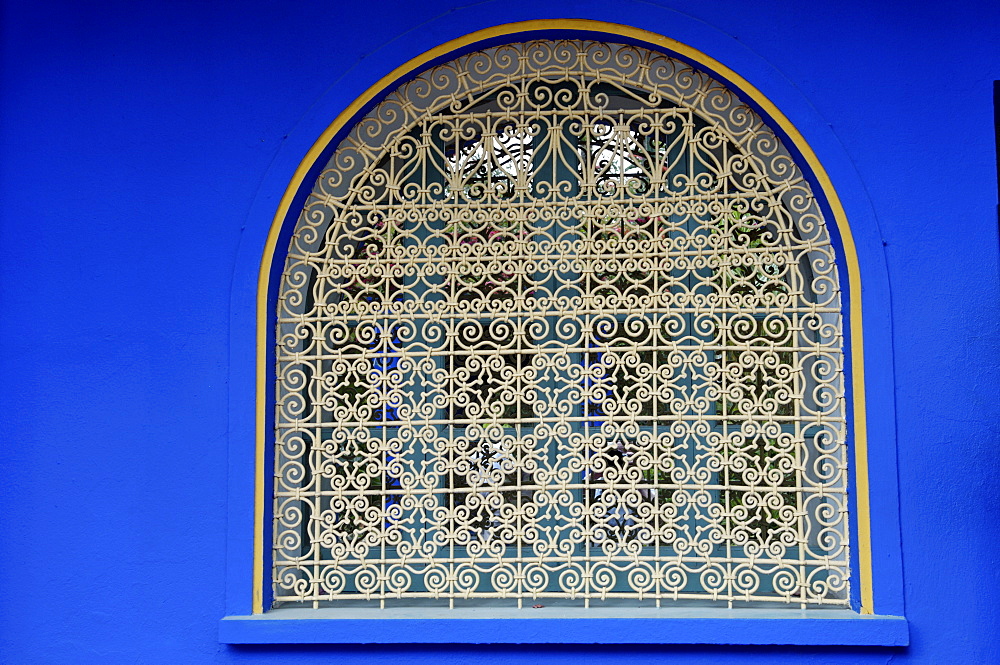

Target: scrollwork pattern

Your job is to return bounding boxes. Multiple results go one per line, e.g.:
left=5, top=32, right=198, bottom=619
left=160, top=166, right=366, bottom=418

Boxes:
left=274, top=41, right=848, bottom=609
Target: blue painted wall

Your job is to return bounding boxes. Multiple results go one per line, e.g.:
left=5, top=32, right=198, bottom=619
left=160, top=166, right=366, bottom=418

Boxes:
left=2, top=0, right=999, bottom=662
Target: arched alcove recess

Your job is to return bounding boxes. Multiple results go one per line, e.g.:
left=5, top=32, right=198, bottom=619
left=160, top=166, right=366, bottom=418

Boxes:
left=226, top=19, right=903, bottom=631
left=271, top=35, right=856, bottom=612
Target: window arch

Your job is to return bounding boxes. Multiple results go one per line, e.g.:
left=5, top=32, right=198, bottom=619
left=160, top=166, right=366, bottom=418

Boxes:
left=272, top=39, right=848, bottom=610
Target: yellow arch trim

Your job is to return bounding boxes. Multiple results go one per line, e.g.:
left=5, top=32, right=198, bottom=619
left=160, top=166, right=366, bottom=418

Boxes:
left=253, top=20, right=872, bottom=615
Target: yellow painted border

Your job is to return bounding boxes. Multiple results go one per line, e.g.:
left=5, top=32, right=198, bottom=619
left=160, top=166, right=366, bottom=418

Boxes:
left=253, top=20, right=873, bottom=615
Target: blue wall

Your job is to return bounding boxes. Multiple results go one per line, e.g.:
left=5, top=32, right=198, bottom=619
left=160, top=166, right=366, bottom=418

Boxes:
left=2, top=0, right=999, bottom=662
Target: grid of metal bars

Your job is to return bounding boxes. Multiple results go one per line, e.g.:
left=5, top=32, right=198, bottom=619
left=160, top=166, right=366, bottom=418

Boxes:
left=273, top=40, right=849, bottom=608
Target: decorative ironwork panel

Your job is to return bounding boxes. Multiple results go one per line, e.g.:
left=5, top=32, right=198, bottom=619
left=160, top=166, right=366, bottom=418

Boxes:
left=274, top=41, right=848, bottom=609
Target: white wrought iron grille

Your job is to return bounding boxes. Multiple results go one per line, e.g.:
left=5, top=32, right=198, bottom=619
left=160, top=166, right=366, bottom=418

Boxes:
left=274, top=40, right=848, bottom=609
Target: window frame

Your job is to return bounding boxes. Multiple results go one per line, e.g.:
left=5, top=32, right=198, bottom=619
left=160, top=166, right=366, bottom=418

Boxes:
left=221, top=19, right=907, bottom=646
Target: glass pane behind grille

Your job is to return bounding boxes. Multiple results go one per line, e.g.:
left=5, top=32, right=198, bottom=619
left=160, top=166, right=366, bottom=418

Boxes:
left=274, top=40, right=848, bottom=609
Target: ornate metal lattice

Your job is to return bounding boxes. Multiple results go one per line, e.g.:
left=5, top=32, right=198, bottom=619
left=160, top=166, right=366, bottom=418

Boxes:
left=274, top=40, right=848, bottom=609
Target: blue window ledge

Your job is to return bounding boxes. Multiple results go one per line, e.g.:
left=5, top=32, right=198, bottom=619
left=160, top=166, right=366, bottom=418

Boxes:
left=219, top=608, right=908, bottom=645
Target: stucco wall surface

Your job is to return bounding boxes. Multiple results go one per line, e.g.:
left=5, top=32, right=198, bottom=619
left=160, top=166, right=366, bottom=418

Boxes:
left=2, top=1, right=999, bottom=663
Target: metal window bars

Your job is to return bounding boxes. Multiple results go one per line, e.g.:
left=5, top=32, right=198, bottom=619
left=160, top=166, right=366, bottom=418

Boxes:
left=274, top=40, right=848, bottom=609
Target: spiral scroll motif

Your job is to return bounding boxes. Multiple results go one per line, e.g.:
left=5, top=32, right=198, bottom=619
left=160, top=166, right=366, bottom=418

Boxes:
left=274, top=40, right=849, bottom=609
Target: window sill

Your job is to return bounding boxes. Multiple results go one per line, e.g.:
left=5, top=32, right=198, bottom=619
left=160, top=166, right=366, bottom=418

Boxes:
left=219, top=607, right=908, bottom=645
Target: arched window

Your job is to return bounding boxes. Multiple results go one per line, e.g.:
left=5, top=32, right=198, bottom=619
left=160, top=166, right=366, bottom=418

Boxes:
left=272, top=40, right=848, bottom=610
